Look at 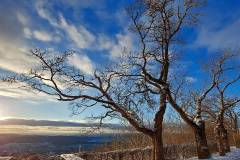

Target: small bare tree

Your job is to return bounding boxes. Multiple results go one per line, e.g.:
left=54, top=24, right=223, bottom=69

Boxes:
left=166, top=74, right=217, bottom=159
left=167, top=51, right=240, bottom=158
left=203, top=52, right=240, bottom=155
left=226, top=107, right=240, bottom=147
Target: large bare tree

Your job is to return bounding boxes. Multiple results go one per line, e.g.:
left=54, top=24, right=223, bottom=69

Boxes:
left=4, top=1, right=201, bottom=160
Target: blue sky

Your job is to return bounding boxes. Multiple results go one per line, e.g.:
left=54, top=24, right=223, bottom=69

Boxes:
left=0, top=0, right=240, bottom=122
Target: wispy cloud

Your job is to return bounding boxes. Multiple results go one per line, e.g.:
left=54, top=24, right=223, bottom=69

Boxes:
left=0, top=81, right=57, bottom=102
left=195, top=17, right=240, bottom=51
left=16, top=12, right=29, bottom=26
left=0, top=41, right=34, bottom=73
left=35, top=1, right=96, bottom=49
left=35, top=0, right=133, bottom=59
left=35, top=0, right=58, bottom=27
left=68, top=53, right=95, bottom=75
left=0, top=10, right=34, bottom=74
left=0, top=0, right=134, bottom=120
left=109, top=34, right=133, bottom=58
left=59, top=14, right=96, bottom=49
left=185, top=76, right=197, bottom=83
left=33, top=30, right=53, bottom=42
left=97, top=33, right=133, bottom=59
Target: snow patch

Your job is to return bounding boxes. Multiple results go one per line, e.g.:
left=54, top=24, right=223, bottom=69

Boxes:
left=194, top=116, right=203, bottom=126
left=61, top=154, right=84, bottom=160
left=188, top=147, right=240, bottom=160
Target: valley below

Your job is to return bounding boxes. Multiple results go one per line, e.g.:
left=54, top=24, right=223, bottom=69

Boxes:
left=0, top=133, right=115, bottom=156
left=0, top=121, right=127, bottom=156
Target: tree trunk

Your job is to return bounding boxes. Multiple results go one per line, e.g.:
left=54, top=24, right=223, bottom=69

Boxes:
left=152, top=138, right=156, bottom=160
left=152, top=114, right=165, bottom=160
left=152, top=90, right=167, bottom=160
left=233, top=130, right=237, bottom=147
left=193, top=122, right=211, bottom=159
left=214, top=125, right=225, bottom=156
left=233, top=116, right=240, bottom=148
left=221, top=127, right=230, bottom=153
left=152, top=133, right=164, bottom=160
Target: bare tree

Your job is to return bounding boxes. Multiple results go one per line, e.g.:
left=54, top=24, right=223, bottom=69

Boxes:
left=226, top=107, right=240, bottom=147
left=166, top=74, right=217, bottom=158
left=3, top=1, right=201, bottom=160
left=167, top=51, right=240, bottom=158
left=203, top=52, right=240, bottom=155
left=125, top=1, right=201, bottom=159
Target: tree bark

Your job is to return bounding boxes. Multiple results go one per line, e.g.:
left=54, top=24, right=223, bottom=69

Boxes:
left=152, top=112, right=165, bottom=160
left=151, top=89, right=167, bottom=160
left=221, top=127, right=230, bottom=153
left=216, top=114, right=230, bottom=153
left=152, top=138, right=156, bottom=160
left=152, top=133, right=164, bottom=160
left=232, top=115, right=240, bottom=148
left=193, top=122, right=211, bottom=159
left=214, top=125, right=225, bottom=156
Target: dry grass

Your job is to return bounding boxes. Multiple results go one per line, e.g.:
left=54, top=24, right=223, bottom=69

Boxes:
left=232, top=132, right=240, bottom=147
left=87, top=123, right=239, bottom=160
left=92, top=125, right=197, bottom=152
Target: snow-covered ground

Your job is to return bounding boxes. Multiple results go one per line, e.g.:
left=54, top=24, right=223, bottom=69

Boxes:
left=61, top=154, right=84, bottom=160
left=188, top=147, right=240, bottom=160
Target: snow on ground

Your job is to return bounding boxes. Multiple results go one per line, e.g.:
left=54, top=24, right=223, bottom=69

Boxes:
left=61, top=154, right=84, bottom=160
left=188, top=147, right=240, bottom=160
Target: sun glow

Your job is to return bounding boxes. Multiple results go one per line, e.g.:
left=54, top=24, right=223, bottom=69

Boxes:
left=0, top=111, right=3, bottom=120
left=0, top=115, right=11, bottom=120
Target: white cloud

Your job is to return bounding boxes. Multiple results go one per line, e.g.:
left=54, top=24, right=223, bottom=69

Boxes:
left=33, top=30, right=53, bottom=42
left=97, top=35, right=115, bottom=50
left=185, top=77, right=197, bottom=83
left=23, top=27, right=32, bottom=39
left=53, top=35, right=61, bottom=42
left=16, top=12, right=28, bottom=25
left=195, top=18, right=240, bottom=51
left=59, top=15, right=96, bottom=49
left=35, top=0, right=134, bottom=59
left=0, top=39, right=34, bottom=74
left=114, top=9, right=129, bottom=28
left=68, top=53, right=94, bottom=75
left=109, top=34, right=133, bottom=58
left=36, top=1, right=96, bottom=49
left=0, top=81, right=57, bottom=102
left=0, top=5, right=37, bottom=74
left=23, top=27, right=55, bottom=42
left=97, top=33, right=133, bottom=59
left=35, top=1, right=58, bottom=27
left=17, top=5, right=54, bottom=42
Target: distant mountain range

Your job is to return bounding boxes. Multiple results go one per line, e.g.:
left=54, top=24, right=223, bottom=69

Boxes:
left=0, top=118, right=125, bottom=129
